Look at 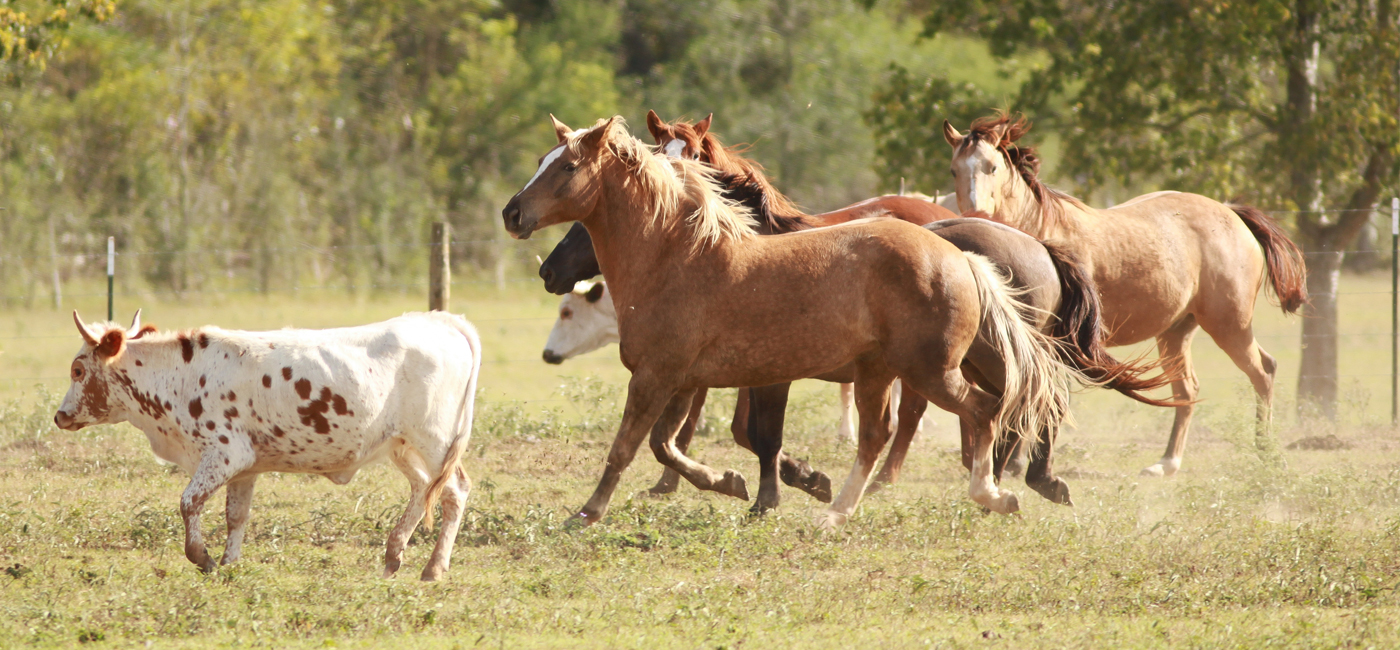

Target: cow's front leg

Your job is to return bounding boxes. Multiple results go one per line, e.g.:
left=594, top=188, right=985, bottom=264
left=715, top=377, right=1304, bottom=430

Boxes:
left=180, top=449, right=252, bottom=572
left=221, top=474, right=259, bottom=566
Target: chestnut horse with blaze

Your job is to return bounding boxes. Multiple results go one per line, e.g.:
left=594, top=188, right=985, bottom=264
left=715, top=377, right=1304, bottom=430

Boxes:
left=503, top=115, right=1080, bottom=525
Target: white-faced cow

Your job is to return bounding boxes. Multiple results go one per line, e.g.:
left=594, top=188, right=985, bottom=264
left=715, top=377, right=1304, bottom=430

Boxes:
left=54, top=310, right=481, bottom=581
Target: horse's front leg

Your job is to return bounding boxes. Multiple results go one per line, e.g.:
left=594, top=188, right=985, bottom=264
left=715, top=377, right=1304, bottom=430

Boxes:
left=575, top=375, right=677, bottom=524
left=643, top=388, right=707, bottom=497
left=818, top=368, right=896, bottom=529
left=745, top=383, right=790, bottom=514
left=650, top=389, right=750, bottom=501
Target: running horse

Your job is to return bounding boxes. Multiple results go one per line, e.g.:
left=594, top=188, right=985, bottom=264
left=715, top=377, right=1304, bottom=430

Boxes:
left=538, top=112, right=1177, bottom=509
left=503, top=116, right=1078, bottom=524
left=944, top=113, right=1307, bottom=477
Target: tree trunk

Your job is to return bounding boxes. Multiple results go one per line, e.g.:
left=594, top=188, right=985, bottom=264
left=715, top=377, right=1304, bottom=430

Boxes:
left=1289, top=0, right=1332, bottom=415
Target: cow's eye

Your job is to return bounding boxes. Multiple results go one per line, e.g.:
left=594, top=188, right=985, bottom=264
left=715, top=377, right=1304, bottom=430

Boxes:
left=72, top=366, right=83, bottom=379
left=561, top=308, right=573, bottom=319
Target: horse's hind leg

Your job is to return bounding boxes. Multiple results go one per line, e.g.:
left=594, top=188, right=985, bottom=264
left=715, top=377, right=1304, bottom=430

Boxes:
left=1023, top=424, right=1071, bottom=505
left=732, top=386, right=832, bottom=504
left=868, top=389, right=927, bottom=492
left=837, top=383, right=856, bottom=443
left=644, top=388, right=707, bottom=496
left=817, top=367, right=896, bottom=529
left=649, top=388, right=749, bottom=501
left=1143, top=317, right=1200, bottom=477
left=1200, top=319, right=1278, bottom=442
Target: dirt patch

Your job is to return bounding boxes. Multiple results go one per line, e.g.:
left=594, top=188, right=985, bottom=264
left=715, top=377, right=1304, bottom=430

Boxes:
left=1286, top=434, right=1352, bottom=451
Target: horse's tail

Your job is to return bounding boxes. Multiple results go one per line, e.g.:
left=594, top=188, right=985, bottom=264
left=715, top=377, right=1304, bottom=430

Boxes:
left=1230, top=204, right=1308, bottom=314
left=422, top=314, right=482, bottom=530
left=1042, top=242, right=1188, bottom=408
left=964, top=252, right=1073, bottom=449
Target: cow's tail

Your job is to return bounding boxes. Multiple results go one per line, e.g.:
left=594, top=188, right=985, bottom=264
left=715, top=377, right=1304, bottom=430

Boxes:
left=1230, top=203, right=1308, bottom=314
left=964, top=252, right=1074, bottom=449
left=422, top=315, right=482, bottom=530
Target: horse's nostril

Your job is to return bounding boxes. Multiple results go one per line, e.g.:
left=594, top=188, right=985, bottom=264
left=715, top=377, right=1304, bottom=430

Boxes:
left=502, top=204, right=521, bottom=226
left=540, top=267, right=555, bottom=284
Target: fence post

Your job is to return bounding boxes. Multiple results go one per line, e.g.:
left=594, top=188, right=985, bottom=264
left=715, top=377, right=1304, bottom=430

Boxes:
left=1391, top=198, right=1398, bottom=426
left=429, top=222, right=450, bottom=312
left=107, top=237, right=115, bottom=322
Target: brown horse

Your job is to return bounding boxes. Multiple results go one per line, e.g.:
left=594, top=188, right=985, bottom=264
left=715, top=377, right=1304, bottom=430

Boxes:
left=504, top=116, right=1079, bottom=525
left=944, top=113, right=1307, bottom=477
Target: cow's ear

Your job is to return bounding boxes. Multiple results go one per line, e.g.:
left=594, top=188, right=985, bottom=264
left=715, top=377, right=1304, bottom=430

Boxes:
left=132, top=324, right=158, bottom=339
left=585, top=282, right=606, bottom=303
left=96, top=329, right=126, bottom=360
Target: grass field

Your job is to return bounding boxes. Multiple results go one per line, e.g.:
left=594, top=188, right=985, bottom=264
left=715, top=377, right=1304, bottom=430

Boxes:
left=2, top=275, right=1399, bottom=648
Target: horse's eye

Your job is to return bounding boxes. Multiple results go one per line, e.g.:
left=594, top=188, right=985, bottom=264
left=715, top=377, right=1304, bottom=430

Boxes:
left=691, top=153, right=700, bottom=161
left=563, top=162, right=577, bottom=172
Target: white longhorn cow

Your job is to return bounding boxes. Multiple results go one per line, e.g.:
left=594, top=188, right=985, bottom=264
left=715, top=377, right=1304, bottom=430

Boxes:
left=54, top=310, right=481, bottom=581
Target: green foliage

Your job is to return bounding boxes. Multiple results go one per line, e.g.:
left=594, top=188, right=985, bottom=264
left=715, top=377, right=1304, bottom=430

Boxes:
left=874, top=0, right=1399, bottom=213
left=0, top=0, right=115, bottom=65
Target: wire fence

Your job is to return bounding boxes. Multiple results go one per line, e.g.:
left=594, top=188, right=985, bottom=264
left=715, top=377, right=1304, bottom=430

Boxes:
left=3, top=203, right=1400, bottom=419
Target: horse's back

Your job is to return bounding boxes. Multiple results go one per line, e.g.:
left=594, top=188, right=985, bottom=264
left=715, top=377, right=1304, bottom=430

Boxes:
left=925, top=218, right=1059, bottom=319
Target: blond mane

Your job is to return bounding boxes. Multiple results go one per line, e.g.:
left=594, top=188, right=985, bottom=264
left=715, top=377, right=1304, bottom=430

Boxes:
left=571, top=117, right=756, bottom=249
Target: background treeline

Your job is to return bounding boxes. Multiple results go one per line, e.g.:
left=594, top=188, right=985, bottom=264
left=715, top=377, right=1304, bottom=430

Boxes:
left=0, top=0, right=1030, bottom=304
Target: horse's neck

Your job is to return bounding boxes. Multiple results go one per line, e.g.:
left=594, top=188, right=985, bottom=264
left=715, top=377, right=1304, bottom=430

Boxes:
left=582, top=183, right=712, bottom=308
left=997, top=174, right=1094, bottom=239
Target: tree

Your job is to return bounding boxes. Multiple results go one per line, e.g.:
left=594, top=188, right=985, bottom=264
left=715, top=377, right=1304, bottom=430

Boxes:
left=1, top=0, right=115, bottom=65
left=873, top=0, right=1400, bottom=418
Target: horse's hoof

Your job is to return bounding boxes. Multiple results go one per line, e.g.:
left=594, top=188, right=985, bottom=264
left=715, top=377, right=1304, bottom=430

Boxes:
left=1003, top=457, right=1026, bottom=478
left=1029, top=478, right=1073, bottom=506
left=998, top=491, right=1020, bottom=515
left=865, top=481, right=885, bottom=495
left=565, top=511, right=601, bottom=530
left=748, top=501, right=772, bottom=517
left=420, top=566, right=444, bottom=582
left=805, top=471, right=833, bottom=503
left=813, top=510, right=848, bottom=530
left=720, top=470, right=750, bottom=501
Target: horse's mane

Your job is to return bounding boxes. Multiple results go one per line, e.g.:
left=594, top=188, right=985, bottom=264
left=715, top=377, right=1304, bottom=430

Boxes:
left=961, top=112, right=1086, bottom=236
left=578, top=117, right=757, bottom=248
left=665, top=119, right=818, bottom=235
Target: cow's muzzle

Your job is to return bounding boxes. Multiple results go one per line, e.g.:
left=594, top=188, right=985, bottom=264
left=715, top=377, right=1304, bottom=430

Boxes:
left=53, top=410, right=77, bottom=431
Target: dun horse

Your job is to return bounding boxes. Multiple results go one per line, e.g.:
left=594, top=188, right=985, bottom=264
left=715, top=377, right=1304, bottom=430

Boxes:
left=503, top=116, right=1077, bottom=524
left=945, top=113, right=1307, bottom=477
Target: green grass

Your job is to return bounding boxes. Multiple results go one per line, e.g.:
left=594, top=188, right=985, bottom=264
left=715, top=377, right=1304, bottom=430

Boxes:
left=2, top=276, right=1399, bottom=648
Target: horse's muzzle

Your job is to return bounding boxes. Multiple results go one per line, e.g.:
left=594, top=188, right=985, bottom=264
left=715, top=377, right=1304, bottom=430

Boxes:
left=501, top=198, right=534, bottom=239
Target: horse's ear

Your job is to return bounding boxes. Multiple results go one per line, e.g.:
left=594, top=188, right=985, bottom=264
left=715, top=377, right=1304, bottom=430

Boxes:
left=942, top=120, right=963, bottom=148
left=645, top=110, right=666, bottom=142
left=584, top=282, right=606, bottom=303
left=550, top=114, right=573, bottom=143
left=579, top=116, right=617, bottom=150
left=694, top=113, right=713, bottom=138
left=990, top=122, right=1012, bottom=147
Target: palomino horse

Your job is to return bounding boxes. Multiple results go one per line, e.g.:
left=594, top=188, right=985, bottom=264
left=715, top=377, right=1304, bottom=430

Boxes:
left=503, top=116, right=1077, bottom=524
left=945, top=113, right=1307, bottom=477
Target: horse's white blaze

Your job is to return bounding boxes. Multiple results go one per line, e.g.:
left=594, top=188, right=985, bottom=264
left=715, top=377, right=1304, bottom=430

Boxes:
left=663, top=139, right=686, bottom=159
left=963, top=156, right=981, bottom=211
left=524, top=145, right=566, bottom=191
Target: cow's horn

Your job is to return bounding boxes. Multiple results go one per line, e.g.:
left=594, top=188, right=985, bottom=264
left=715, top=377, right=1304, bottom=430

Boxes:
left=73, top=310, right=100, bottom=346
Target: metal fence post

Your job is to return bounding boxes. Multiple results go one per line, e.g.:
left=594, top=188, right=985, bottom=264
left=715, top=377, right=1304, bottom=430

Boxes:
left=107, top=236, right=115, bottom=322
left=429, top=222, right=450, bottom=312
